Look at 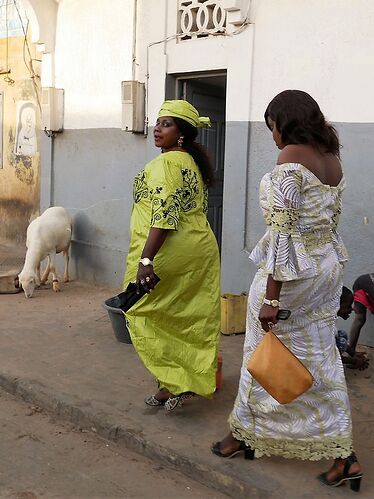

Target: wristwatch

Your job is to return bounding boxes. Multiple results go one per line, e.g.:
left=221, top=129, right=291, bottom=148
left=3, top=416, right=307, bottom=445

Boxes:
left=139, top=257, right=153, bottom=266
left=264, top=298, right=280, bottom=307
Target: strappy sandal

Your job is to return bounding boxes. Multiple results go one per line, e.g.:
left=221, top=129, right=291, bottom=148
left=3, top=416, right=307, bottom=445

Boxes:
left=164, top=392, right=195, bottom=412
left=144, top=395, right=166, bottom=407
left=318, top=453, right=363, bottom=492
left=211, top=440, right=255, bottom=460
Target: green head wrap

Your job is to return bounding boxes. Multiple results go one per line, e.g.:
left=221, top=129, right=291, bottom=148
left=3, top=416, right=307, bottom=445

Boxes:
left=158, top=100, right=211, bottom=128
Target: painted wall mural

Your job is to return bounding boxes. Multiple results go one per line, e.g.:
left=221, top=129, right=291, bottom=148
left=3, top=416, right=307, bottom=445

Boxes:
left=0, top=24, right=41, bottom=243
left=15, top=100, right=37, bottom=156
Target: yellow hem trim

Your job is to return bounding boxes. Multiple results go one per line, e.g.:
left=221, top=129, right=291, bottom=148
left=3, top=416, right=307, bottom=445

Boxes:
left=229, top=414, right=353, bottom=461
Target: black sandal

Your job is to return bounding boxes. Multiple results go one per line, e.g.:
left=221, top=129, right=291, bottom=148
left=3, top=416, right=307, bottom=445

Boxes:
left=318, top=453, right=363, bottom=492
left=211, top=440, right=255, bottom=460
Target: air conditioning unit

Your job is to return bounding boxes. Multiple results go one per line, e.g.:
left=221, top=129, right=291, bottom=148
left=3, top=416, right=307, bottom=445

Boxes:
left=41, top=87, right=64, bottom=132
left=121, top=81, right=145, bottom=132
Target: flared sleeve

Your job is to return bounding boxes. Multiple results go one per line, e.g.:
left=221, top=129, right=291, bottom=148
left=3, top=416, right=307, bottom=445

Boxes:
left=145, top=157, right=183, bottom=230
left=250, top=164, right=317, bottom=281
left=145, top=153, right=203, bottom=230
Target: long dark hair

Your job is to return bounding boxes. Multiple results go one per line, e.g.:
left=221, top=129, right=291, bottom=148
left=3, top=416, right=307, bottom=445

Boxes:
left=264, top=90, right=341, bottom=157
left=173, top=117, right=215, bottom=187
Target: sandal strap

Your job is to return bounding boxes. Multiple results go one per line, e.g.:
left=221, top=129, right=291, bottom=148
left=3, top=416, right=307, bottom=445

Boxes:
left=165, top=395, right=181, bottom=411
left=343, top=453, right=357, bottom=477
left=145, top=395, right=165, bottom=406
left=164, top=392, right=195, bottom=412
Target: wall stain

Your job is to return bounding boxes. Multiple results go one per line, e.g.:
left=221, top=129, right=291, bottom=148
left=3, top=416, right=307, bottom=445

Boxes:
left=8, top=128, right=34, bottom=185
left=0, top=198, right=34, bottom=243
left=19, top=79, right=38, bottom=101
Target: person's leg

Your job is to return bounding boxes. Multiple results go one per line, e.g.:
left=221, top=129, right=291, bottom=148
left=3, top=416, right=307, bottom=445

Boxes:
left=352, top=274, right=372, bottom=294
left=366, top=273, right=374, bottom=300
left=349, top=302, right=367, bottom=352
left=352, top=273, right=374, bottom=301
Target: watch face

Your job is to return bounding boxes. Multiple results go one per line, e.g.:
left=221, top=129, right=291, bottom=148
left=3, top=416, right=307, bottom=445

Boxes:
left=141, top=258, right=152, bottom=266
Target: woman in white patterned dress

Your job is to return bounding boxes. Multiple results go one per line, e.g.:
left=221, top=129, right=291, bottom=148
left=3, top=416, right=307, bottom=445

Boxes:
left=212, top=90, right=363, bottom=491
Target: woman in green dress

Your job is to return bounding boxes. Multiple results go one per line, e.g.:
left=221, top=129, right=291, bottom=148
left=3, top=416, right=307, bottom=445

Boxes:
left=124, top=100, right=221, bottom=412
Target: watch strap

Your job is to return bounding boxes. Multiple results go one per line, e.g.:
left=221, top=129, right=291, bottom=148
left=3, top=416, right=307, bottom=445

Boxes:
left=139, top=257, right=154, bottom=266
left=264, top=298, right=280, bottom=307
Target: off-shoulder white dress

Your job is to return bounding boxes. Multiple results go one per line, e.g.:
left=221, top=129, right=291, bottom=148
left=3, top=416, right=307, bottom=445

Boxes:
left=229, top=163, right=353, bottom=460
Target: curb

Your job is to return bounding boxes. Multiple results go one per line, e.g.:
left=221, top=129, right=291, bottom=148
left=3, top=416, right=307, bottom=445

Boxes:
left=0, top=373, right=276, bottom=499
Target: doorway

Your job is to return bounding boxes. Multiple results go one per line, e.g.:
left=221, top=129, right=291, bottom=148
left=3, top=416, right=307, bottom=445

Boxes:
left=167, top=73, right=226, bottom=250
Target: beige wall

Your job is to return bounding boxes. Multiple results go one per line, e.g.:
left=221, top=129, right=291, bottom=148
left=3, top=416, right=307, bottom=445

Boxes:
left=0, top=35, right=41, bottom=243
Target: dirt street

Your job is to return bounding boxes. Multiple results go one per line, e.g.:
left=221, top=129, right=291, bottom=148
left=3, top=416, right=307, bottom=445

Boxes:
left=0, top=389, right=226, bottom=499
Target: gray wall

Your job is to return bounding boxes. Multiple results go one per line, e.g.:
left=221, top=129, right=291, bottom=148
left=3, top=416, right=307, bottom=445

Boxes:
left=244, top=122, right=374, bottom=346
left=43, top=122, right=374, bottom=346
left=44, top=128, right=147, bottom=287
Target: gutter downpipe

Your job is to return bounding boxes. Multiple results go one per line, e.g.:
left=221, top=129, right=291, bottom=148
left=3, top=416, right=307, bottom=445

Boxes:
left=144, top=0, right=169, bottom=137
left=132, top=0, right=137, bottom=81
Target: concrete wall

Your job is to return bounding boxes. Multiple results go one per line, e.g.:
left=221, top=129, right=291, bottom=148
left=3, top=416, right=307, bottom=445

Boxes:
left=249, top=0, right=374, bottom=123
left=244, top=121, right=374, bottom=346
left=137, top=0, right=374, bottom=295
left=37, top=0, right=374, bottom=350
left=52, top=128, right=146, bottom=284
left=40, top=0, right=138, bottom=286
left=0, top=33, right=41, bottom=244
left=54, top=0, right=135, bottom=129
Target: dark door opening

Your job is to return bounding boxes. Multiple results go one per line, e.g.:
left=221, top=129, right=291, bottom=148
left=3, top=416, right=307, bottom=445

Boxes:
left=173, top=74, right=226, bottom=250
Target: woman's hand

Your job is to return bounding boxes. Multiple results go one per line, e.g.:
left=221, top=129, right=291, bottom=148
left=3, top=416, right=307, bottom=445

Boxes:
left=259, top=304, right=279, bottom=331
left=136, top=228, right=168, bottom=294
left=136, top=263, right=158, bottom=294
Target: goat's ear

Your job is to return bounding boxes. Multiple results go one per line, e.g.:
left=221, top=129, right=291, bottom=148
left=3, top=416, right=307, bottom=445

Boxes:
left=14, top=276, right=20, bottom=289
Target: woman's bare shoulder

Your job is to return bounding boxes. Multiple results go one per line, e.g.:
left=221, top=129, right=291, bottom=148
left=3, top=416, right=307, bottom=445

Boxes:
left=277, top=144, right=310, bottom=165
left=277, top=144, right=342, bottom=185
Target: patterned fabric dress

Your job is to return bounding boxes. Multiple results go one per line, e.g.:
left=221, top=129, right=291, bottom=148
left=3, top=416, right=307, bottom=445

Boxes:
left=229, top=162, right=353, bottom=460
left=124, top=151, right=220, bottom=398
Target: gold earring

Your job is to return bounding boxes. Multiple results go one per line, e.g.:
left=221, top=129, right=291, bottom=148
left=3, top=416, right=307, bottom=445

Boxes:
left=178, top=136, right=184, bottom=148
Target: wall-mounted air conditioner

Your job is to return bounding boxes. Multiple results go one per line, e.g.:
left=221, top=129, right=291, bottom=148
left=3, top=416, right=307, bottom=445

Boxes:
left=41, top=87, right=64, bottom=132
left=121, top=81, right=145, bottom=133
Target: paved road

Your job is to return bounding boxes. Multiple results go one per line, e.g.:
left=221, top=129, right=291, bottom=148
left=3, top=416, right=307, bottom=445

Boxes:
left=0, top=389, right=227, bottom=499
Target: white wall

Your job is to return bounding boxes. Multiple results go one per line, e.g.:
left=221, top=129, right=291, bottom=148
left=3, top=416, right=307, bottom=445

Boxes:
left=135, top=0, right=254, bottom=128
left=54, top=0, right=134, bottom=129
left=249, top=0, right=374, bottom=122
left=51, top=0, right=374, bottom=131
left=136, top=0, right=374, bottom=126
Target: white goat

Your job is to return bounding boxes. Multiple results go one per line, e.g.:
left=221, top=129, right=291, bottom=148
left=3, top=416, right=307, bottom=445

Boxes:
left=18, top=207, right=72, bottom=298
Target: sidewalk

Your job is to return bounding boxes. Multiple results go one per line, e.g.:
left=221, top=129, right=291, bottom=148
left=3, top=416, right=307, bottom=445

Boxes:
left=0, top=247, right=373, bottom=497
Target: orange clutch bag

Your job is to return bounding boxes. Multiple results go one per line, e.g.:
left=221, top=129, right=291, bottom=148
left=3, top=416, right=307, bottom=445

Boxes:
left=247, top=330, right=313, bottom=404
